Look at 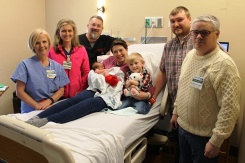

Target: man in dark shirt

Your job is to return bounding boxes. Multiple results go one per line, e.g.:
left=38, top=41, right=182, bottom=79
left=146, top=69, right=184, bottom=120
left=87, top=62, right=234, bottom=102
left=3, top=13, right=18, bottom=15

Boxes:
left=79, top=15, right=116, bottom=69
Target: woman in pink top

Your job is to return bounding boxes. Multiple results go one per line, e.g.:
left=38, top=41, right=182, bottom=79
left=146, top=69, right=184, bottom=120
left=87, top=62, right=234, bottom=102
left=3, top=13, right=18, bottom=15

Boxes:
left=48, top=19, right=90, bottom=98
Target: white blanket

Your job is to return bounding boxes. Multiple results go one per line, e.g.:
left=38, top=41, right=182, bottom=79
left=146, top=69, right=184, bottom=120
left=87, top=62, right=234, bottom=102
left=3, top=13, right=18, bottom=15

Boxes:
left=87, top=67, right=125, bottom=109
left=43, top=123, right=124, bottom=163
left=7, top=112, right=125, bottom=163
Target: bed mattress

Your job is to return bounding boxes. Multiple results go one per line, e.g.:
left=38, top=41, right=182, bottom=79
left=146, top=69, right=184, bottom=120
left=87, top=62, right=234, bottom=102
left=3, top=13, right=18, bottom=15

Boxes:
left=6, top=91, right=163, bottom=163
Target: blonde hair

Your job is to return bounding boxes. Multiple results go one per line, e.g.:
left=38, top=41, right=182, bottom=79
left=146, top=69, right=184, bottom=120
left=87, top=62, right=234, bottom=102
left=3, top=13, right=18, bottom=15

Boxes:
left=126, top=52, right=145, bottom=64
left=28, top=29, right=51, bottom=53
left=53, top=18, right=80, bottom=52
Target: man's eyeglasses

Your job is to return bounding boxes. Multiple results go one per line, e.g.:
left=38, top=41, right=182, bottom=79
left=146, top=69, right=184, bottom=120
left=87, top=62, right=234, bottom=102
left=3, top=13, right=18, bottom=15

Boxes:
left=190, top=30, right=216, bottom=37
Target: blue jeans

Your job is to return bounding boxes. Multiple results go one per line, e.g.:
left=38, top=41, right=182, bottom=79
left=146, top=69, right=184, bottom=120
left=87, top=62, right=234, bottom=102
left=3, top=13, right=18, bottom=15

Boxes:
left=178, top=126, right=218, bottom=163
left=117, top=97, right=151, bottom=114
left=37, top=90, right=107, bottom=123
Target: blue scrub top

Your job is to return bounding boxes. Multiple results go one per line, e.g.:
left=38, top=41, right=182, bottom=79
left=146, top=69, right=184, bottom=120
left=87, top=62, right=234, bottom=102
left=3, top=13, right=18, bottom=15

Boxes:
left=11, top=56, right=70, bottom=113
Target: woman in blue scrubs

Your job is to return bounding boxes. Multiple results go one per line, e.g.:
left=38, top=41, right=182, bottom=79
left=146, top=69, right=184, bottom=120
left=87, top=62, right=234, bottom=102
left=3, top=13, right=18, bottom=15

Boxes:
left=11, top=29, right=70, bottom=113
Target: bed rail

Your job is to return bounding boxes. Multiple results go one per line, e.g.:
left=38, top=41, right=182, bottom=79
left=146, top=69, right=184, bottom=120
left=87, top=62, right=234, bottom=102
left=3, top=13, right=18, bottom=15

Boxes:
left=124, top=137, right=147, bottom=163
left=0, top=115, right=75, bottom=163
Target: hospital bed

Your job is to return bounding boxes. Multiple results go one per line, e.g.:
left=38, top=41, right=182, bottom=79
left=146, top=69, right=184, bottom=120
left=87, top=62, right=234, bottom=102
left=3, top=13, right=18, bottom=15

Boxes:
left=0, top=43, right=167, bottom=163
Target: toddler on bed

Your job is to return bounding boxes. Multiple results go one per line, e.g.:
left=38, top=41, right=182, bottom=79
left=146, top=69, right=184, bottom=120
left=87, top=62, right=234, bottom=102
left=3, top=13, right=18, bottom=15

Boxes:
left=117, top=52, right=154, bottom=114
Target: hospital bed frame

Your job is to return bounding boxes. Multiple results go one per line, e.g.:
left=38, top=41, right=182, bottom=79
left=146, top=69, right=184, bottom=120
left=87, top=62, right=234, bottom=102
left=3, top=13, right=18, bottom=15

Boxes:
left=0, top=87, right=168, bottom=163
left=0, top=43, right=167, bottom=163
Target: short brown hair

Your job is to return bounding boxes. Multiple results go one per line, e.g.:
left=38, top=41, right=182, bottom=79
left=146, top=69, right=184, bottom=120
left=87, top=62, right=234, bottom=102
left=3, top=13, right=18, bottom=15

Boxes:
left=110, top=39, right=128, bottom=52
left=170, top=6, right=191, bottom=18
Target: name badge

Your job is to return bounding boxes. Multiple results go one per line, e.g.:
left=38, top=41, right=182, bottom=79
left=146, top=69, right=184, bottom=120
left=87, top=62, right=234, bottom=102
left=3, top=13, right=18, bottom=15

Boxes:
left=46, top=70, right=56, bottom=79
left=63, top=61, right=72, bottom=70
left=191, top=76, right=204, bottom=90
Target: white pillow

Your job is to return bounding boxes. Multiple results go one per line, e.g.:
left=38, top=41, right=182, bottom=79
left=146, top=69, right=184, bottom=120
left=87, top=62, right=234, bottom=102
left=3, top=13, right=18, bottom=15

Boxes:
left=97, top=54, right=112, bottom=63
left=97, top=43, right=165, bottom=85
left=140, top=52, right=159, bottom=85
left=128, top=43, right=164, bottom=85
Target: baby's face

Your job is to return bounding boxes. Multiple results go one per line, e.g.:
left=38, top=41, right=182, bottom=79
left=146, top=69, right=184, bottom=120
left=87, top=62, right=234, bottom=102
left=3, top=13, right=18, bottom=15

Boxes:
left=96, top=63, right=105, bottom=70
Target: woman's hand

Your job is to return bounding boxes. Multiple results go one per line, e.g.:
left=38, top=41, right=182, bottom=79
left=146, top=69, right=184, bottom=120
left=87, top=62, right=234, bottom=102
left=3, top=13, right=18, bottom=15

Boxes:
left=34, top=99, right=52, bottom=110
left=34, top=103, right=44, bottom=110
left=40, top=99, right=53, bottom=110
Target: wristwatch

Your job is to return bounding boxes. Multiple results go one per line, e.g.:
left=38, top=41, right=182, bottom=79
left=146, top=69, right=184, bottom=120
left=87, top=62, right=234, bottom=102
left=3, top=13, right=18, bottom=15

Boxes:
left=48, top=97, right=55, bottom=104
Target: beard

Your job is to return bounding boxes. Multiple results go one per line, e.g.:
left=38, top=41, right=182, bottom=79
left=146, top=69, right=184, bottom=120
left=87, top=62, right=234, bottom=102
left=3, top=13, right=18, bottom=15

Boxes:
left=91, top=33, right=100, bottom=40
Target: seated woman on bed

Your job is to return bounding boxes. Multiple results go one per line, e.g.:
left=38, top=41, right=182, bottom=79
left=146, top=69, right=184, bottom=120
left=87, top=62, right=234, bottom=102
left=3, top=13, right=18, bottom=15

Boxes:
left=11, top=29, right=70, bottom=113
left=26, top=39, right=154, bottom=127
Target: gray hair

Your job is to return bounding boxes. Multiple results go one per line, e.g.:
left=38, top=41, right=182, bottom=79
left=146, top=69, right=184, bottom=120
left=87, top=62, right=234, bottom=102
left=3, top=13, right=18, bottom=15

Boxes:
left=192, top=14, right=220, bottom=31
left=89, top=15, right=103, bottom=24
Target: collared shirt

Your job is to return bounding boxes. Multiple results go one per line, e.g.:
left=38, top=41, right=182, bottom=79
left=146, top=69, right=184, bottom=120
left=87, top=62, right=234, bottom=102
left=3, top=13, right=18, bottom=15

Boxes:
left=159, top=33, right=194, bottom=112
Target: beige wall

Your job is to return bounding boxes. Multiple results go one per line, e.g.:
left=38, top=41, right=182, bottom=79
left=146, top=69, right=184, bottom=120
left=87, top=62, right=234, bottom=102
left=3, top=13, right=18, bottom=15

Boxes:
left=1, top=0, right=244, bottom=156
left=45, top=0, right=97, bottom=40
left=0, top=0, right=45, bottom=114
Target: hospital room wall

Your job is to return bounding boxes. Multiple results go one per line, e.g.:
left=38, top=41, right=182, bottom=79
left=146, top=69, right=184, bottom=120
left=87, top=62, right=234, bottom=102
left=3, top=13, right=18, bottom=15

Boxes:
left=0, top=0, right=45, bottom=113
left=1, top=0, right=244, bottom=152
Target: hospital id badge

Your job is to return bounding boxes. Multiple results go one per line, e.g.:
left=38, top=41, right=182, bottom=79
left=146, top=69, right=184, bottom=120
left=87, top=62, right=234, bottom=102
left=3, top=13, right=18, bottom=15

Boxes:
left=191, top=76, right=204, bottom=90
left=63, top=61, right=72, bottom=70
left=46, top=70, right=56, bottom=78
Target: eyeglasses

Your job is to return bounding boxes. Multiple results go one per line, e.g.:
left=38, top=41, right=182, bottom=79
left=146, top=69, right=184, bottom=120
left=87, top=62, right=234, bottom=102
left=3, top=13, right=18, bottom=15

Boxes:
left=190, top=30, right=216, bottom=37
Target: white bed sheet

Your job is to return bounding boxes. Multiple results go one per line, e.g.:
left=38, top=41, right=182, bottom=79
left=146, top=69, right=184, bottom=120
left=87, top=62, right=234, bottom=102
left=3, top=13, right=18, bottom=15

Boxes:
left=7, top=90, right=162, bottom=163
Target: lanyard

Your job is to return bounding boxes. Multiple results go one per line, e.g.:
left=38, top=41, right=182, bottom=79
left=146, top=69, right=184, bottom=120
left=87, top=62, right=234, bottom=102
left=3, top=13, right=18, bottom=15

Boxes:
left=62, top=46, right=73, bottom=55
left=49, top=59, right=52, bottom=70
left=62, top=46, right=73, bottom=62
left=46, top=59, right=56, bottom=78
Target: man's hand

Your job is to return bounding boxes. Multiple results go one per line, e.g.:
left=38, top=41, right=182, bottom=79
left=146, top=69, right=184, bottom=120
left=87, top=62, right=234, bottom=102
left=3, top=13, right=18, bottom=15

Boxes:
left=170, top=114, right=178, bottom=129
left=204, top=142, right=220, bottom=158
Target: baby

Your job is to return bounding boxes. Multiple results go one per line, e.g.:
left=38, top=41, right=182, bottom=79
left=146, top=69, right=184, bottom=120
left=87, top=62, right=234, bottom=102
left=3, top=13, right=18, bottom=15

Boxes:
left=91, top=62, right=119, bottom=86
left=92, top=62, right=109, bottom=76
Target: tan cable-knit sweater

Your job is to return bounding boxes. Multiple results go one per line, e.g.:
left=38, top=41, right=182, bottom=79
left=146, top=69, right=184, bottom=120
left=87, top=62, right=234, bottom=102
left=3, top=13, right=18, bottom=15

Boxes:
left=173, top=47, right=241, bottom=147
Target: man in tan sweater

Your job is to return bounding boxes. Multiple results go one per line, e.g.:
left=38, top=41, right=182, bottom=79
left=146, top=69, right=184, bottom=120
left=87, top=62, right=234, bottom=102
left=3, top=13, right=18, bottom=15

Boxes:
left=170, top=14, right=241, bottom=162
